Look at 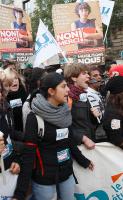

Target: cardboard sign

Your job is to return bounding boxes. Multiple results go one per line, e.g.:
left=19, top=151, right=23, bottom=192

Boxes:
left=0, top=4, right=33, bottom=53
left=52, top=1, right=105, bottom=64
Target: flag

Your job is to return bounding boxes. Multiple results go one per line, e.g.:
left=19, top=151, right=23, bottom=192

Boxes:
left=33, top=19, right=60, bottom=68
left=99, top=0, right=115, bottom=26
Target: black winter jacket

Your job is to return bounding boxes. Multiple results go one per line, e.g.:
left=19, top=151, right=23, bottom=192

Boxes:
left=0, top=105, right=21, bottom=171
left=70, top=100, right=98, bottom=145
left=7, top=84, right=27, bottom=131
left=15, top=112, right=91, bottom=199
left=103, top=104, right=123, bottom=148
left=0, top=102, right=27, bottom=200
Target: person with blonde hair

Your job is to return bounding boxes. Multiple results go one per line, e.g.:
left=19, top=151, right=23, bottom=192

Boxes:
left=0, top=78, right=21, bottom=200
left=4, top=68, right=27, bottom=131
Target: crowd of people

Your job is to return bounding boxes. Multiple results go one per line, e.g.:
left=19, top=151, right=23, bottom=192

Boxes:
left=0, top=60, right=123, bottom=200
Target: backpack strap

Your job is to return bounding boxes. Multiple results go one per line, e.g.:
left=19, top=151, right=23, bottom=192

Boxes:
left=25, top=142, right=44, bottom=176
left=35, top=114, right=44, bottom=138
left=25, top=114, right=45, bottom=176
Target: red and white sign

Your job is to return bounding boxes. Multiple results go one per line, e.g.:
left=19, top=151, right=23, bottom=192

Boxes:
left=0, top=29, right=20, bottom=43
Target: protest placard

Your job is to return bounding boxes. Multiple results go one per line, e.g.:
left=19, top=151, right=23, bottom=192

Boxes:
left=52, top=1, right=105, bottom=65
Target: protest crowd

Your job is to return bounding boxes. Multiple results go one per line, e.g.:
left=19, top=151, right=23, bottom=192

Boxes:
left=0, top=1, right=123, bottom=200
left=0, top=59, right=123, bottom=200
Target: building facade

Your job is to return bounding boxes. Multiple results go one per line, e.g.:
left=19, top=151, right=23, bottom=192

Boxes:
left=0, top=0, right=14, bottom=4
left=0, top=0, right=36, bottom=13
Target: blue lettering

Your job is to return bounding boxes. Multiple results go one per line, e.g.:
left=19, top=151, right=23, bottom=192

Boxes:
left=74, top=190, right=109, bottom=200
left=1, top=196, right=9, bottom=200
left=101, top=7, right=110, bottom=15
left=35, top=32, right=50, bottom=54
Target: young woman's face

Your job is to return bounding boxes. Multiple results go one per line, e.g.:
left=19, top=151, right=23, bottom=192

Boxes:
left=79, top=9, right=89, bottom=20
left=74, top=71, right=90, bottom=89
left=9, top=76, right=19, bottom=92
left=49, top=80, right=69, bottom=106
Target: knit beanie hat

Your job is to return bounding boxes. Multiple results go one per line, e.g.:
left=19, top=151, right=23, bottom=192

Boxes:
left=109, top=65, right=123, bottom=77
left=106, top=76, right=123, bottom=94
left=41, top=72, right=64, bottom=90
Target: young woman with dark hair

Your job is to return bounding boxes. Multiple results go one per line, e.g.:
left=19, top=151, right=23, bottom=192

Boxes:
left=21, top=72, right=94, bottom=200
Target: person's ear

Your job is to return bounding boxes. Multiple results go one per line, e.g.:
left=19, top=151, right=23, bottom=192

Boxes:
left=71, top=77, right=77, bottom=83
left=48, top=88, right=55, bottom=96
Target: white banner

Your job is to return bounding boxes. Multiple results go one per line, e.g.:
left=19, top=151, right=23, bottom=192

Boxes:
left=0, top=170, right=18, bottom=200
left=73, top=142, right=123, bottom=200
left=33, top=19, right=60, bottom=68
left=99, top=0, right=115, bottom=26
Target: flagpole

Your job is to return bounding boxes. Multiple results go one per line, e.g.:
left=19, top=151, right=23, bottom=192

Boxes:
left=52, top=38, right=69, bottom=63
left=59, top=49, right=69, bottom=63
left=34, top=19, right=69, bottom=67
left=103, top=25, right=109, bottom=43
left=102, top=1, right=115, bottom=43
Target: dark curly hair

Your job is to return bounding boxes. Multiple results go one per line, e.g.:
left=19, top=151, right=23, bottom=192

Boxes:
left=75, top=2, right=91, bottom=17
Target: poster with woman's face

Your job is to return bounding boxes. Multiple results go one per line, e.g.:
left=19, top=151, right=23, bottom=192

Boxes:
left=52, top=0, right=105, bottom=65
left=0, top=4, right=33, bottom=53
